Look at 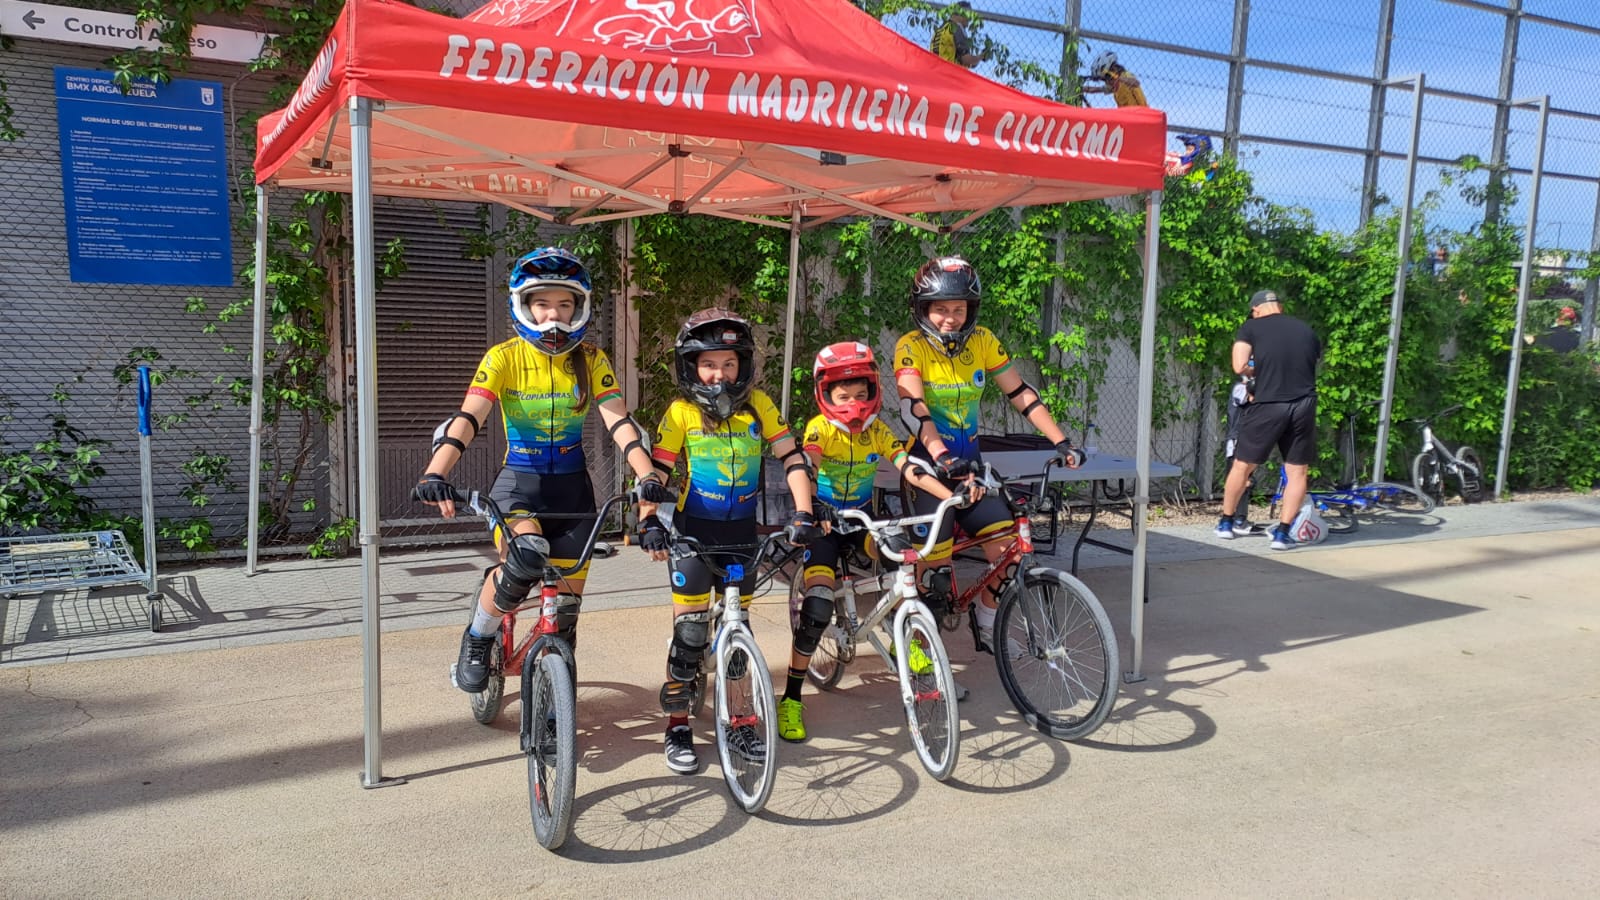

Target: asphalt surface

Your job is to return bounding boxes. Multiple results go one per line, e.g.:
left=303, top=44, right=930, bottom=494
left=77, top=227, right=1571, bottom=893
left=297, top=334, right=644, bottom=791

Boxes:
left=2, top=496, right=1597, bottom=896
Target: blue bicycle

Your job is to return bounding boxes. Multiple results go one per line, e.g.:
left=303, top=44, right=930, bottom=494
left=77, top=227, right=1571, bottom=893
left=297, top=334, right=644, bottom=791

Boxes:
left=1264, top=407, right=1438, bottom=533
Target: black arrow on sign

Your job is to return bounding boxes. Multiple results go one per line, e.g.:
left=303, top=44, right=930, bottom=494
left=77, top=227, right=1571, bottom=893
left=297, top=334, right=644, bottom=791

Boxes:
left=23, top=10, right=45, bottom=29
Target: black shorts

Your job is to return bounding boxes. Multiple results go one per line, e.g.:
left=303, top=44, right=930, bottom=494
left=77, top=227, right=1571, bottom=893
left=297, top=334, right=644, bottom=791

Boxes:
left=1234, top=396, right=1317, bottom=466
left=488, top=468, right=597, bottom=561
left=905, top=475, right=1014, bottom=550
left=668, top=515, right=759, bottom=602
left=800, top=528, right=872, bottom=579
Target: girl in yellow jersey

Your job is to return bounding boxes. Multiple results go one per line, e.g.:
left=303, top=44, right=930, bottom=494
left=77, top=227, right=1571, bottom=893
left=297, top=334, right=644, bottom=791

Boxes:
left=894, top=257, right=1083, bottom=654
left=415, top=248, right=674, bottom=695
left=636, top=308, right=817, bottom=774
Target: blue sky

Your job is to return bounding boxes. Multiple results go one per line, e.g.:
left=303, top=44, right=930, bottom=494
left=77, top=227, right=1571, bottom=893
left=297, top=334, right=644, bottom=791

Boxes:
left=881, top=0, right=1600, bottom=255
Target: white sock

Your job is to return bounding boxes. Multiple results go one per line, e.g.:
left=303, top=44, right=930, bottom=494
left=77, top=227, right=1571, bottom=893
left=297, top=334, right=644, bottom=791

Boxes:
left=975, top=601, right=996, bottom=630
left=469, top=605, right=499, bottom=638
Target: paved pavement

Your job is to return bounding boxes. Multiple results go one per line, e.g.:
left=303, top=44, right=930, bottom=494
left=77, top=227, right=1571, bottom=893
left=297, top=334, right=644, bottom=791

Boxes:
left=2, top=496, right=1598, bottom=896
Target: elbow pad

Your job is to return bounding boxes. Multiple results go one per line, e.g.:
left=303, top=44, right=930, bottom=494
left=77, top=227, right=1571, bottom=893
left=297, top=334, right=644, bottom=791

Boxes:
left=899, top=395, right=933, bottom=434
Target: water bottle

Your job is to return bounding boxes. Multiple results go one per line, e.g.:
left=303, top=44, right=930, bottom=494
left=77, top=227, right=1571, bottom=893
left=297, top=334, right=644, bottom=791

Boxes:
left=1084, top=422, right=1100, bottom=459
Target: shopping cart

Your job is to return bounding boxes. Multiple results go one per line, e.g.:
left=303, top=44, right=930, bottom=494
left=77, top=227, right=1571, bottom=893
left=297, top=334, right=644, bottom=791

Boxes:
left=0, top=367, right=164, bottom=631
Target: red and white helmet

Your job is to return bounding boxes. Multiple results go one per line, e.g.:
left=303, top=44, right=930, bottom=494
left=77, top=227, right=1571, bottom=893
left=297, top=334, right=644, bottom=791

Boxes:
left=813, top=341, right=881, bottom=434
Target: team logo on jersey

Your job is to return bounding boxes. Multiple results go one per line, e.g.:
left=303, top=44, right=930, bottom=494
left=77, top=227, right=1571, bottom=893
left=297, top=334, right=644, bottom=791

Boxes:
left=959, top=350, right=975, bottom=366
left=866, top=453, right=880, bottom=463
left=856, top=432, right=871, bottom=446
left=600, top=373, right=615, bottom=388
left=474, top=370, right=488, bottom=383
left=562, top=356, right=577, bottom=374
left=748, top=422, right=761, bottom=439
left=672, top=571, right=687, bottom=587
left=973, top=369, right=986, bottom=387
left=901, top=356, right=914, bottom=368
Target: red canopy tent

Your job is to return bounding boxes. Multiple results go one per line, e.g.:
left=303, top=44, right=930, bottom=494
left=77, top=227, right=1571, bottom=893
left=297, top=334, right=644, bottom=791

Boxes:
left=247, top=0, right=1169, bottom=784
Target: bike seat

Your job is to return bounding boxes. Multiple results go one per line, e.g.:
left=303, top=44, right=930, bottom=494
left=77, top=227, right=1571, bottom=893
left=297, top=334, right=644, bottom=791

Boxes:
left=592, top=540, right=618, bottom=560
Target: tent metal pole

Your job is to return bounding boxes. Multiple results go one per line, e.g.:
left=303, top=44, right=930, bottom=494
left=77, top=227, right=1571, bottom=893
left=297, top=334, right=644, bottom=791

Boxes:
left=247, top=186, right=269, bottom=576
left=1128, top=188, right=1162, bottom=684
left=1372, top=73, right=1426, bottom=483
left=780, top=206, right=802, bottom=422
left=1496, top=95, right=1549, bottom=500
left=351, top=96, right=401, bottom=789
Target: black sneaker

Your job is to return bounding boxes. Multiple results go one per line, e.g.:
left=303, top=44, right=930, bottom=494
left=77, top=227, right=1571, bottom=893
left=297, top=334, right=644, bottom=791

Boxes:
left=454, top=627, right=496, bottom=693
left=665, top=724, right=698, bottom=774
left=727, top=723, right=767, bottom=762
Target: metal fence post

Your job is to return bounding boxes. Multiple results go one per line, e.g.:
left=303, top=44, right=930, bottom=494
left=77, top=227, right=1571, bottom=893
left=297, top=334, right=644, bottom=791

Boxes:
left=1496, top=95, right=1551, bottom=500
left=1373, top=73, right=1426, bottom=483
left=1360, top=0, right=1398, bottom=226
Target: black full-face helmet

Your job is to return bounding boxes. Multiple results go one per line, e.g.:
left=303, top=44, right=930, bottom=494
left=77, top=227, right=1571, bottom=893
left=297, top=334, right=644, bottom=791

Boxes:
left=910, top=256, right=982, bottom=354
left=674, top=307, right=756, bottom=421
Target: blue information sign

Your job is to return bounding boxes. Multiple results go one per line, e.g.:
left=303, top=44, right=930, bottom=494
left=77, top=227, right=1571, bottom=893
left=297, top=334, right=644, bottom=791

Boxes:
left=54, top=67, right=233, bottom=286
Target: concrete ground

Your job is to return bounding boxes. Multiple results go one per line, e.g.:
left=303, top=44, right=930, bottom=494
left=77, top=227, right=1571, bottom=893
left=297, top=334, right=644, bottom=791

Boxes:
left=2, top=497, right=1598, bottom=896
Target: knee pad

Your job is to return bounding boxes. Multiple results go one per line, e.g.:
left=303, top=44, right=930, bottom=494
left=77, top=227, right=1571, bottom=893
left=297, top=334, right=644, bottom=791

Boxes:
left=667, top=612, right=709, bottom=682
left=793, top=587, right=834, bottom=656
left=490, top=534, right=548, bottom=613
left=554, top=593, right=581, bottom=648
left=920, top=565, right=954, bottom=616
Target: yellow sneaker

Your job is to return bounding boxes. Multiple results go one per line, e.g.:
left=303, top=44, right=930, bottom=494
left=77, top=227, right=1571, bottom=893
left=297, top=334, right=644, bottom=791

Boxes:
left=889, top=637, right=934, bottom=676
left=778, top=697, right=807, bottom=742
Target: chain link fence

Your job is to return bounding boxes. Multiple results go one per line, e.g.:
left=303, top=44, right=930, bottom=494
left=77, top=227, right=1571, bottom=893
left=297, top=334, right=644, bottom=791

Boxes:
left=5, top=1, right=1600, bottom=562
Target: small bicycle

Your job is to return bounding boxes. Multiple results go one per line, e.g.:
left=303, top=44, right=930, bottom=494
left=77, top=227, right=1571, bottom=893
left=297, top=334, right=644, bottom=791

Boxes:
left=803, top=457, right=1120, bottom=743
left=1410, top=405, right=1485, bottom=504
left=668, top=533, right=786, bottom=814
left=1267, top=468, right=1435, bottom=533
left=424, top=486, right=627, bottom=851
left=794, top=490, right=970, bottom=780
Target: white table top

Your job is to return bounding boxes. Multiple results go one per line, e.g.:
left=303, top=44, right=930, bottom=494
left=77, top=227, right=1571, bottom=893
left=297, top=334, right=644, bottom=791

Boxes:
left=874, top=450, right=1182, bottom=489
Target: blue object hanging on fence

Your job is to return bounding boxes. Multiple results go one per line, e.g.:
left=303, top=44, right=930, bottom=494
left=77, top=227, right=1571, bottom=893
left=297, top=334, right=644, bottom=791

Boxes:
left=137, top=366, right=153, bottom=437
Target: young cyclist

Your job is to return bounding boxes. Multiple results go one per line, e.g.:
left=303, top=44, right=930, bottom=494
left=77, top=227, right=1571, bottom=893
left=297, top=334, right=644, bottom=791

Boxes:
left=1083, top=50, right=1148, bottom=108
left=782, top=342, right=963, bottom=742
left=894, top=256, right=1083, bottom=654
left=416, top=247, right=674, bottom=694
left=636, top=308, right=818, bottom=774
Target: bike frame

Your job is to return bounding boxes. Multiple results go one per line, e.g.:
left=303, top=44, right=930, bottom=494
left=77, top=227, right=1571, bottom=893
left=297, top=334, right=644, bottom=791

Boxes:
left=670, top=533, right=785, bottom=719
left=1271, top=467, right=1408, bottom=513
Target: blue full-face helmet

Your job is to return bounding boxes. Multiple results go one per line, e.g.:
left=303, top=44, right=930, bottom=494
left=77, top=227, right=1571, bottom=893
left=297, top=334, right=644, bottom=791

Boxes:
left=508, top=247, right=593, bottom=355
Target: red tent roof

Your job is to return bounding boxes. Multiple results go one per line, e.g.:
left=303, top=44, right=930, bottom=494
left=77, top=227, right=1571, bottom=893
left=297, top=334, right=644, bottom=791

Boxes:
left=254, top=0, right=1166, bottom=223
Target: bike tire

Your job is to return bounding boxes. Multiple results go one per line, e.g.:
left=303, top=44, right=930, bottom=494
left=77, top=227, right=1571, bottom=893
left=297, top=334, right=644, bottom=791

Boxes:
left=1356, top=480, right=1436, bottom=515
left=807, top=622, right=850, bottom=690
left=1411, top=452, right=1444, bottom=504
left=994, top=568, right=1119, bottom=742
left=1455, top=447, right=1486, bottom=503
left=469, top=634, right=506, bottom=725
left=1322, top=503, right=1358, bottom=534
left=896, top=605, right=960, bottom=781
left=714, top=628, right=777, bottom=813
left=526, top=651, right=577, bottom=850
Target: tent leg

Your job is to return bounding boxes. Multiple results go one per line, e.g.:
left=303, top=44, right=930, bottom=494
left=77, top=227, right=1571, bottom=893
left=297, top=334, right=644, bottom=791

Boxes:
left=351, top=96, right=403, bottom=790
left=247, top=186, right=268, bottom=576
left=780, top=206, right=801, bottom=422
left=1128, top=189, right=1163, bottom=685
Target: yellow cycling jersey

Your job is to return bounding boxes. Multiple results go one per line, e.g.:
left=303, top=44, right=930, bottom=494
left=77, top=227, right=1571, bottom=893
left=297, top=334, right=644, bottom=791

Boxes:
left=894, top=326, right=1013, bottom=461
left=652, top=390, right=792, bottom=521
left=468, top=338, right=623, bottom=475
left=1111, top=74, right=1148, bottom=108
left=803, top=416, right=906, bottom=511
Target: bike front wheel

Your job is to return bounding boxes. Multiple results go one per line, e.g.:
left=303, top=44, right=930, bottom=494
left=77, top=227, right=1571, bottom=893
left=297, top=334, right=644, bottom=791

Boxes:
left=1411, top=452, right=1444, bottom=504
left=994, top=568, right=1119, bottom=741
left=525, top=647, right=577, bottom=850
left=896, top=605, right=960, bottom=780
left=714, top=627, right=777, bottom=813
left=1356, top=481, right=1436, bottom=515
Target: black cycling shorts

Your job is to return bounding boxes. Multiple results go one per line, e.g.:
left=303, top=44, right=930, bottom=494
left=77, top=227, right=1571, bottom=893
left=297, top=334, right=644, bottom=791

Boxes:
left=801, top=528, right=873, bottom=580
left=905, top=475, right=1014, bottom=550
left=1233, top=396, right=1317, bottom=466
left=669, top=514, right=758, bottom=603
left=488, top=468, right=597, bottom=561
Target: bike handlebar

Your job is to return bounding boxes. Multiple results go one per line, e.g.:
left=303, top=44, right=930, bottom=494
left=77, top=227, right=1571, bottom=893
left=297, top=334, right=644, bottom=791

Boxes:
left=412, top=485, right=630, bottom=578
left=668, top=532, right=791, bottom=584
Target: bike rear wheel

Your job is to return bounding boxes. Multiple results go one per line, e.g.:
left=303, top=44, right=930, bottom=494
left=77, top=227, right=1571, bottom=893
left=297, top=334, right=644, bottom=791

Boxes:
left=896, top=605, right=960, bottom=780
left=525, top=648, right=577, bottom=850
left=714, top=628, right=777, bottom=813
left=994, top=568, right=1119, bottom=741
left=469, top=633, right=506, bottom=725
left=1321, top=502, right=1358, bottom=533
left=1454, top=447, right=1485, bottom=503
left=1356, top=481, right=1436, bottom=514
left=792, top=576, right=849, bottom=690
left=1412, top=452, right=1444, bottom=504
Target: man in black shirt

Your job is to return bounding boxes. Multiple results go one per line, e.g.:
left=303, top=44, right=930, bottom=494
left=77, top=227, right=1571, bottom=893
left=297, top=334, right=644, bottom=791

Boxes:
left=1217, top=290, right=1323, bottom=549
